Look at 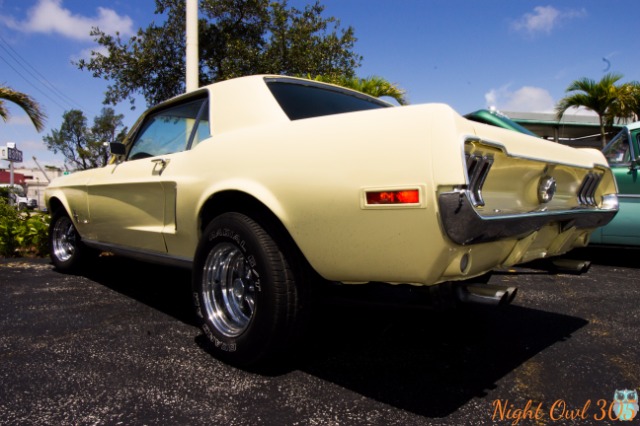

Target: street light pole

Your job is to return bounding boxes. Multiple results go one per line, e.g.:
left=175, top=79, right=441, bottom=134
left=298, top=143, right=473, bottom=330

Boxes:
left=186, top=0, right=199, bottom=92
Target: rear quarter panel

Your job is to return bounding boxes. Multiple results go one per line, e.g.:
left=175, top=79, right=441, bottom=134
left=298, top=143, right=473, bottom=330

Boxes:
left=176, top=104, right=471, bottom=284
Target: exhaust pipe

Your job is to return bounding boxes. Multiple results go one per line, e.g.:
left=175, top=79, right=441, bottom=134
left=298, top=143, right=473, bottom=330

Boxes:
left=551, top=258, right=591, bottom=274
left=456, top=283, right=518, bottom=306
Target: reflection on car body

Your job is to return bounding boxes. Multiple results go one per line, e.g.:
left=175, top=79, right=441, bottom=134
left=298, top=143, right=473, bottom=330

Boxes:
left=45, top=75, right=618, bottom=366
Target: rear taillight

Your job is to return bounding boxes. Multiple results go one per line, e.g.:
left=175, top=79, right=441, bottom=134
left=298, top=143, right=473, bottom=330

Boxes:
left=577, top=172, right=602, bottom=206
left=465, top=153, right=493, bottom=207
left=365, top=189, right=420, bottom=205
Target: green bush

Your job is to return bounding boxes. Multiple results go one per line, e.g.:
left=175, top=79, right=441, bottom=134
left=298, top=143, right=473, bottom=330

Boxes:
left=0, top=197, right=50, bottom=257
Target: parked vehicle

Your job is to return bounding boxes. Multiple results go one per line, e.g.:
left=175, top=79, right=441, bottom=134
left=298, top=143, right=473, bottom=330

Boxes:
left=464, top=108, right=539, bottom=137
left=590, top=121, right=640, bottom=245
left=45, top=75, right=618, bottom=366
left=0, top=184, right=37, bottom=210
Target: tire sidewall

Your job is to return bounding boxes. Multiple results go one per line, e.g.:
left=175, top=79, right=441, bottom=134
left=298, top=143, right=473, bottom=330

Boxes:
left=192, top=213, right=285, bottom=365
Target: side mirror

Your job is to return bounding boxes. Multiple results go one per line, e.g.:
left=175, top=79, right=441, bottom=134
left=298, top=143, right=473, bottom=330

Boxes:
left=110, top=142, right=126, bottom=156
left=629, top=158, right=640, bottom=172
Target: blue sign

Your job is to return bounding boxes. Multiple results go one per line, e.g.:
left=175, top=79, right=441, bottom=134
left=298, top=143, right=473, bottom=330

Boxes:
left=7, top=147, right=23, bottom=162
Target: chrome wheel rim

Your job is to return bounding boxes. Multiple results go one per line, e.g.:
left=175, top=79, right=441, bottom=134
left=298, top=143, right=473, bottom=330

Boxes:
left=202, top=243, right=257, bottom=337
left=52, top=216, right=76, bottom=262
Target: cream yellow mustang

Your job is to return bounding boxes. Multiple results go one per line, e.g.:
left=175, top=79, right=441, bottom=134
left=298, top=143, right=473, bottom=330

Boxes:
left=45, top=75, right=618, bottom=366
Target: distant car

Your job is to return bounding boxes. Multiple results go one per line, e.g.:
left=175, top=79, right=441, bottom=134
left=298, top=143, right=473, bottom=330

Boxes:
left=45, top=75, right=618, bottom=366
left=590, top=121, right=640, bottom=245
left=464, top=108, right=539, bottom=137
left=0, top=184, right=38, bottom=210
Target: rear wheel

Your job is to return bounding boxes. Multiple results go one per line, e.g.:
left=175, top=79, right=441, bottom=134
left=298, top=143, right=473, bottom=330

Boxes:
left=192, top=212, right=304, bottom=367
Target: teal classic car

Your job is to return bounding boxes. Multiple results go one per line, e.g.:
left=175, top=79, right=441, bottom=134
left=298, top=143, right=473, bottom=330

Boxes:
left=464, top=108, right=539, bottom=137
left=590, top=121, right=640, bottom=245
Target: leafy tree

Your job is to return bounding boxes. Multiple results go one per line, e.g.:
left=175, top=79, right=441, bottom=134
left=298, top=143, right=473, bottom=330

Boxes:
left=307, top=74, right=408, bottom=105
left=629, top=82, right=640, bottom=120
left=610, top=81, right=640, bottom=123
left=78, top=0, right=362, bottom=108
left=555, top=73, right=624, bottom=147
left=91, top=108, right=128, bottom=166
left=43, top=108, right=127, bottom=170
left=0, top=85, right=47, bottom=131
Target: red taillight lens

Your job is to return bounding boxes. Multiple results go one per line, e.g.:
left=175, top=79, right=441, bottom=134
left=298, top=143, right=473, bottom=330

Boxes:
left=366, top=189, right=420, bottom=205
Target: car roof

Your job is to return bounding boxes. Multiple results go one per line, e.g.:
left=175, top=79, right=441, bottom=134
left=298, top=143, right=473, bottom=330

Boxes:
left=626, top=121, right=640, bottom=131
left=153, top=75, right=391, bottom=136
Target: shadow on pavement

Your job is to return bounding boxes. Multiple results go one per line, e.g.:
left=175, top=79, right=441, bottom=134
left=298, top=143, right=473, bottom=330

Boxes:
left=78, top=255, right=196, bottom=326
left=297, top=299, right=587, bottom=418
left=71, top=255, right=588, bottom=419
left=567, top=245, right=640, bottom=268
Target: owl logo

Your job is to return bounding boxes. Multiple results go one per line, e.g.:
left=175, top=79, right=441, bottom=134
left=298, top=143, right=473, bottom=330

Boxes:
left=613, top=389, right=638, bottom=421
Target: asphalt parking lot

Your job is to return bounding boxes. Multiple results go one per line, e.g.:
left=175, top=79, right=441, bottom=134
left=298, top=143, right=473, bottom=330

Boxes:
left=1, top=246, right=639, bottom=425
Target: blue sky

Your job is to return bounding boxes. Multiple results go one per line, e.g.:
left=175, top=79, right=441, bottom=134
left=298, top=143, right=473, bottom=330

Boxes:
left=1, top=0, right=639, bottom=168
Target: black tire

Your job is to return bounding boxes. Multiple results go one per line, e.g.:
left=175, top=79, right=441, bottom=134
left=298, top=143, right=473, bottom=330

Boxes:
left=49, top=209, right=94, bottom=272
left=192, top=212, right=303, bottom=367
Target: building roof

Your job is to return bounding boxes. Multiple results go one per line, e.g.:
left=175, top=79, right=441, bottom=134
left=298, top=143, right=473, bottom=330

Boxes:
left=503, top=111, right=624, bottom=148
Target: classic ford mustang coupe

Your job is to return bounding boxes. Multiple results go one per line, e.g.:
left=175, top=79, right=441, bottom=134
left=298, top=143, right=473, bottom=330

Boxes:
left=46, top=75, right=618, bottom=366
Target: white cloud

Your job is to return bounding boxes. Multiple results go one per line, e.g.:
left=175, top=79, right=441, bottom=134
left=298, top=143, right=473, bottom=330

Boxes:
left=2, top=0, right=133, bottom=40
left=485, top=85, right=555, bottom=113
left=71, top=45, right=110, bottom=63
left=3, top=114, right=34, bottom=127
left=511, top=6, right=587, bottom=37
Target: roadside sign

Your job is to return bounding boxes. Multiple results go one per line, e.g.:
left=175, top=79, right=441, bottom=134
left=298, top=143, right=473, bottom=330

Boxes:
left=1, top=145, right=23, bottom=162
left=7, top=147, right=23, bottom=162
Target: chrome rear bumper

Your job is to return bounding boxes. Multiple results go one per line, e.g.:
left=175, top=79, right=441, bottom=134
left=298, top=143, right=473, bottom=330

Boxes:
left=438, top=190, right=618, bottom=245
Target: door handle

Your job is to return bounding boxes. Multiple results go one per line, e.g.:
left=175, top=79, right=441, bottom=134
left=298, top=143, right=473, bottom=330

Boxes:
left=152, top=158, right=170, bottom=167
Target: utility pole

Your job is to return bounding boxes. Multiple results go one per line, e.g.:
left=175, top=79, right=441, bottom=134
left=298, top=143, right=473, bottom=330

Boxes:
left=186, top=0, right=199, bottom=92
left=32, top=156, right=51, bottom=183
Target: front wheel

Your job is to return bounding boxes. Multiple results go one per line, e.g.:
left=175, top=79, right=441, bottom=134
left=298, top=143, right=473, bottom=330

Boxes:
left=49, top=210, right=94, bottom=272
left=192, top=213, right=304, bottom=367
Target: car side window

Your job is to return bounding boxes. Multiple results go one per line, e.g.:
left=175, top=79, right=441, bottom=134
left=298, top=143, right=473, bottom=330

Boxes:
left=188, top=99, right=211, bottom=149
left=603, top=131, right=631, bottom=165
left=128, top=97, right=209, bottom=160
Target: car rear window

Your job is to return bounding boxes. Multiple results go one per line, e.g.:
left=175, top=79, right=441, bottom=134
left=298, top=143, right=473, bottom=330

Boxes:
left=266, top=79, right=389, bottom=120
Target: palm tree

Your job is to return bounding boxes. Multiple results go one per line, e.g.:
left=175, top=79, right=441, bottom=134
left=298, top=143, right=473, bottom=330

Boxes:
left=0, top=85, right=47, bottom=132
left=611, top=81, right=640, bottom=123
left=307, top=74, right=408, bottom=105
left=555, top=73, right=623, bottom=148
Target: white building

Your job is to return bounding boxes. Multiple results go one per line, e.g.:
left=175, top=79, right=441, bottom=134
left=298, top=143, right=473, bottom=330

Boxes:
left=9, top=167, right=65, bottom=210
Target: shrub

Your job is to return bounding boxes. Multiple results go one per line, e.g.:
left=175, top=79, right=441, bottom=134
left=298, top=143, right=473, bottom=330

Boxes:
left=0, top=197, right=50, bottom=257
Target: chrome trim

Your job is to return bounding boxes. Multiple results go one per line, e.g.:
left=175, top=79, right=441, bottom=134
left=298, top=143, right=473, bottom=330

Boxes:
left=438, top=190, right=618, bottom=245
left=465, top=153, right=493, bottom=206
left=617, top=194, right=640, bottom=199
left=463, top=136, right=608, bottom=170
left=82, top=239, right=192, bottom=269
left=537, top=175, right=557, bottom=204
left=577, top=172, right=602, bottom=206
left=602, top=194, right=620, bottom=210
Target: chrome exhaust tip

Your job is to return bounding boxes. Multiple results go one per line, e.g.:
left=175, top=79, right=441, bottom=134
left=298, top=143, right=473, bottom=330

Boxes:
left=456, top=283, right=518, bottom=306
left=551, top=258, right=591, bottom=274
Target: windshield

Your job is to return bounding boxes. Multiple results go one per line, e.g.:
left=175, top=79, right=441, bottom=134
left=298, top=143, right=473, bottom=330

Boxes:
left=603, top=129, right=632, bottom=165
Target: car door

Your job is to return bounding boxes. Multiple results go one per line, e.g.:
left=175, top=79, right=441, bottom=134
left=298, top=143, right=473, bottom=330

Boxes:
left=596, top=126, right=640, bottom=245
left=85, top=95, right=210, bottom=253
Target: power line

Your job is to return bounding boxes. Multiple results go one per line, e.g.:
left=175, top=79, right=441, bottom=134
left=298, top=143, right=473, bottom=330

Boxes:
left=0, top=32, right=93, bottom=114
left=0, top=54, right=69, bottom=112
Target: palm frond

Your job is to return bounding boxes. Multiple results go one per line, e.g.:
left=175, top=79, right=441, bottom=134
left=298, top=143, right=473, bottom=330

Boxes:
left=0, top=86, right=47, bottom=132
